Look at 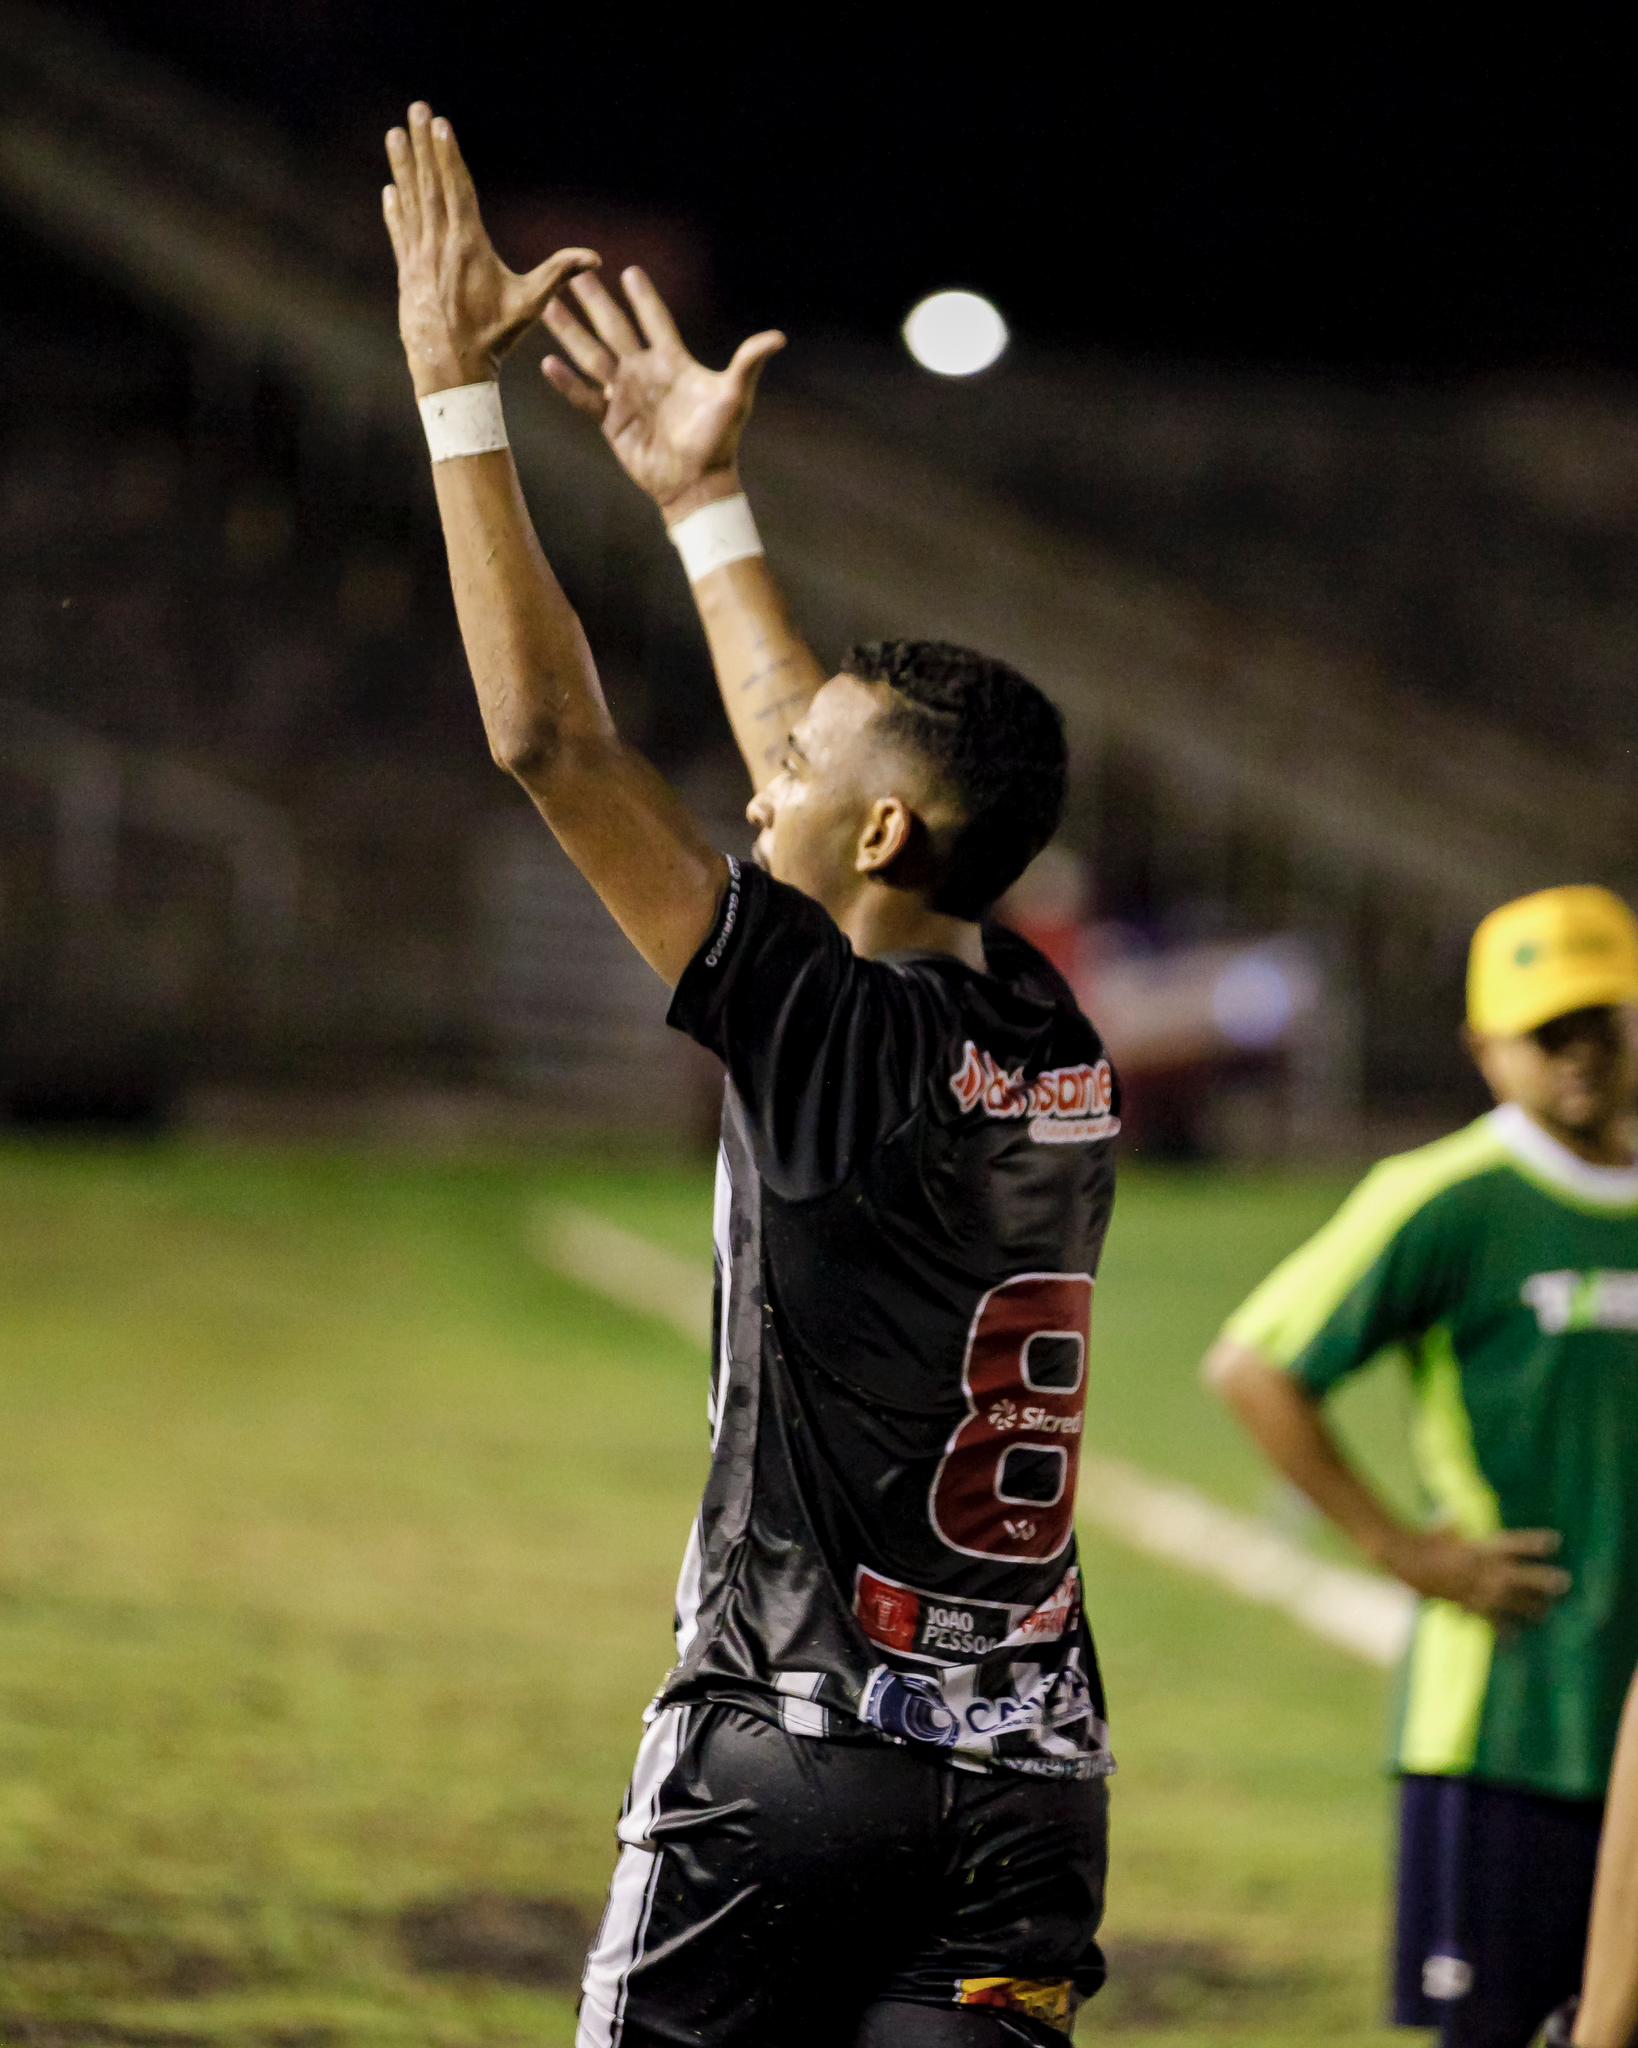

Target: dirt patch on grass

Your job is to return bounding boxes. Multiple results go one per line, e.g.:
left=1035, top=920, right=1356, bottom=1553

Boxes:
left=0, top=2028, right=333, bottom=2047
left=1100, top=1933, right=1304, bottom=2029
left=396, top=1891, right=594, bottom=1988
left=0, top=2028, right=204, bottom=2047
left=0, top=1907, right=244, bottom=1999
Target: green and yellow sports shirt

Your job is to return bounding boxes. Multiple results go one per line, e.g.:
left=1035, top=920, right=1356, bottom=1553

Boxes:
left=1225, top=1105, right=1638, bottom=1800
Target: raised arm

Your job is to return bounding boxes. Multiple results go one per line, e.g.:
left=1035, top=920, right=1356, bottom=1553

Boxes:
left=540, top=269, right=827, bottom=787
left=383, top=103, right=726, bottom=985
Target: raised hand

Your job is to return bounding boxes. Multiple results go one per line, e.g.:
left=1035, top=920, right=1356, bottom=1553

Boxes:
left=383, top=103, right=597, bottom=398
left=541, top=268, right=785, bottom=512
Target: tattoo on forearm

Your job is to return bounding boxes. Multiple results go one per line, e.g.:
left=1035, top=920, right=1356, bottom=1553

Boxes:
left=751, top=691, right=809, bottom=724
left=736, top=654, right=798, bottom=696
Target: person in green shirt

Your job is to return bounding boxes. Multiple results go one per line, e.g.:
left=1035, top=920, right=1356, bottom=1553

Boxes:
left=1204, top=884, right=1638, bottom=2048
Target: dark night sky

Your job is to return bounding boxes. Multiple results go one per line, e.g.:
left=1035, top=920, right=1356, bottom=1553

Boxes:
left=81, top=8, right=1638, bottom=376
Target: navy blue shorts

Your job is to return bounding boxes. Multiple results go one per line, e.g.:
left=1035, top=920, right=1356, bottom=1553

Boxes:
left=1393, top=1773, right=1604, bottom=2048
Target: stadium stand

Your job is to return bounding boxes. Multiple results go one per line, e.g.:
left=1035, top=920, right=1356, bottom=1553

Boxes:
left=1, top=0, right=1633, bottom=1138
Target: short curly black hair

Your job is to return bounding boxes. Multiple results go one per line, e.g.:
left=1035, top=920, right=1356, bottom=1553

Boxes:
left=842, top=639, right=1067, bottom=920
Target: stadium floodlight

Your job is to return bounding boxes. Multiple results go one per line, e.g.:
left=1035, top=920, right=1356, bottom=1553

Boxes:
left=1211, top=942, right=1320, bottom=1051
left=901, top=290, right=1009, bottom=377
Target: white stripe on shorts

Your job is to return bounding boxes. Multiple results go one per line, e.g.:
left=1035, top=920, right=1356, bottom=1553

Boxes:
left=774, top=1668, right=830, bottom=1739
left=577, top=1705, right=688, bottom=2048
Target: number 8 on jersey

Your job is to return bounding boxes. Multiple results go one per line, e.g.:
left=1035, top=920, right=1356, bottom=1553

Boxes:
left=931, top=1271, right=1093, bottom=1564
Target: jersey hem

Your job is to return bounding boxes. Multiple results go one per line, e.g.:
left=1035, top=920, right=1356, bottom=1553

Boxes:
left=1390, top=1764, right=1611, bottom=1805
left=654, top=1677, right=1116, bottom=1781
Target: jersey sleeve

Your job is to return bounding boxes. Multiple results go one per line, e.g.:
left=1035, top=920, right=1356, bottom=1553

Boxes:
left=666, top=856, right=936, bottom=1196
left=1222, top=1157, right=1459, bottom=1397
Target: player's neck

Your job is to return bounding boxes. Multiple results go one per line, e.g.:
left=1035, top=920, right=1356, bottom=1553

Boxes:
left=841, top=892, right=987, bottom=970
left=1517, top=1104, right=1638, bottom=1169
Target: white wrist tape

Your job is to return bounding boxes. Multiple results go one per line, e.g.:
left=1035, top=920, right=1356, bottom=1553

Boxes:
left=418, top=381, right=508, bottom=462
left=668, top=493, right=764, bottom=583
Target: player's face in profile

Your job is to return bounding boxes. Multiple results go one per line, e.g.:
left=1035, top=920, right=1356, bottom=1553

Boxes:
left=745, top=675, right=904, bottom=910
left=1472, top=1005, right=1638, bottom=1137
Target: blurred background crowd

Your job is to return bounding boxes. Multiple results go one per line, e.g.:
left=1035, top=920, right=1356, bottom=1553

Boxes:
left=3, top=5, right=1635, bottom=1158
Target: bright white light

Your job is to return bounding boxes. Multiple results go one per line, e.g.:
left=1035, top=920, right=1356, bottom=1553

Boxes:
left=1212, top=953, right=1298, bottom=1051
left=902, top=290, right=1008, bottom=377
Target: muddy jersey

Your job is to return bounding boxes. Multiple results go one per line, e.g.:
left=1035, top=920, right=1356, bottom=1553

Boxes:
left=661, top=857, right=1120, bottom=1780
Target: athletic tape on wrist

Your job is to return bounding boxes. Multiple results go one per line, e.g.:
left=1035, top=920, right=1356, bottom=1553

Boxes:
left=418, top=381, right=508, bottom=462
left=667, top=494, right=764, bottom=583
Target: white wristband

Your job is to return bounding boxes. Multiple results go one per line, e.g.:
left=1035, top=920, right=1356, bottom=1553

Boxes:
left=418, top=381, right=508, bottom=462
left=667, top=493, right=764, bottom=584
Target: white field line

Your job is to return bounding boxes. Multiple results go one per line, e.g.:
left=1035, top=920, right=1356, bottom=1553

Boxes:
left=529, top=1202, right=1414, bottom=1668
left=531, top=1205, right=716, bottom=1340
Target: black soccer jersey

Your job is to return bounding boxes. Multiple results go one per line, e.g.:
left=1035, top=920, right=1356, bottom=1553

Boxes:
left=662, top=856, right=1121, bottom=1781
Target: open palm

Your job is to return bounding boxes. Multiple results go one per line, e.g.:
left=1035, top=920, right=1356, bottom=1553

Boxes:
left=542, top=268, right=784, bottom=508
left=383, top=103, right=596, bottom=397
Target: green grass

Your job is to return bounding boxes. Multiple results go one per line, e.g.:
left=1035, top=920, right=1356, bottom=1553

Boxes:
left=0, top=1141, right=1415, bottom=2043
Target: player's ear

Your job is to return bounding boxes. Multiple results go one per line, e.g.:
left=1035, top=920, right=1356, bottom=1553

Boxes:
left=855, top=796, right=914, bottom=881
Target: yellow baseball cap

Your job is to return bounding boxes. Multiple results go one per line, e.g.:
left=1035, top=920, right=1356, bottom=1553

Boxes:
left=1468, top=885, right=1638, bottom=1036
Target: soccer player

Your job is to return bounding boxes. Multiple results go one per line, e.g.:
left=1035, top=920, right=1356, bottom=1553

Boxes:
left=1204, top=885, right=1638, bottom=2048
left=383, top=106, right=1120, bottom=2048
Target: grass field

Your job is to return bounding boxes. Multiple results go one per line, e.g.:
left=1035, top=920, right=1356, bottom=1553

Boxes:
left=0, top=1139, right=1421, bottom=2045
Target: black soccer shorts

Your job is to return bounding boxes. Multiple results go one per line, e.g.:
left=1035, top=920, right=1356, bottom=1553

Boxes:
left=577, top=1700, right=1109, bottom=2047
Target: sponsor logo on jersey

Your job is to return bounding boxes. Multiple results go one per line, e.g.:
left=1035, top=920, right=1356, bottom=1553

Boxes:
left=986, top=1397, right=1083, bottom=1437
left=854, top=1567, right=1014, bottom=1661
left=854, top=1565, right=1081, bottom=1664
left=956, top=1976, right=1075, bottom=2030
left=1003, top=1751, right=1115, bottom=1779
left=1521, top=1270, right=1638, bottom=1334
left=859, top=1669, right=961, bottom=1746
left=948, top=1041, right=1119, bottom=1145
left=961, top=1660, right=1094, bottom=1739
left=1013, top=1566, right=1081, bottom=1645
left=861, top=1654, right=1097, bottom=1753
